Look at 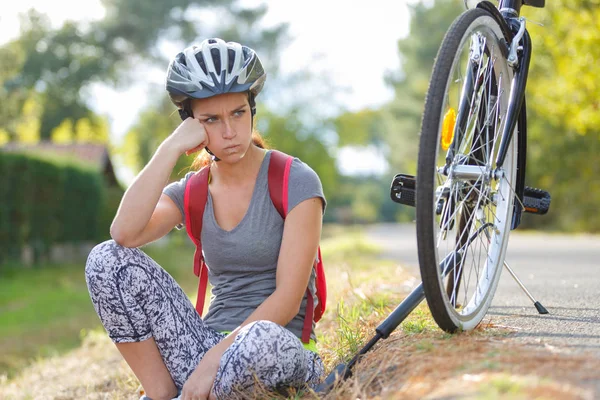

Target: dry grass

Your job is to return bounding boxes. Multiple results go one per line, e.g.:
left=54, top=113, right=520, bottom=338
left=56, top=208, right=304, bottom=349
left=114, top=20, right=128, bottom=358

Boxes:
left=0, top=330, right=139, bottom=399
left=323, top=321, right=599, bottom=399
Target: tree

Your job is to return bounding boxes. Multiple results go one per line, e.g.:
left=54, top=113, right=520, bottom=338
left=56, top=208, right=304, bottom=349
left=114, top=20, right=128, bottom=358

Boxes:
left=524, top=0, right=600, bottom=136
left=519, top=0, right=600, bottom=232
left=0, top=1, right=289, bottom=141
left=0, top=41, right=29, bottom=141
left=334, top=0, right=463, bottom=176
left=118, top=96, right=190, bottom=180
left=382, top=0, right=464, bottom=174
left=257, top=109, right=338, bottom=199
left=329, top=0, right=463, bottom=223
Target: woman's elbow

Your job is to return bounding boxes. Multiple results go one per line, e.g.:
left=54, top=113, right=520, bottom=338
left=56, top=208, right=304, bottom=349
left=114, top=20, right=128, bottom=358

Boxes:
left=288, top=297, right=304, bottom=321
left=273, top=291, right=303, bottom=322
left=110, top=223, right=135, bottom=248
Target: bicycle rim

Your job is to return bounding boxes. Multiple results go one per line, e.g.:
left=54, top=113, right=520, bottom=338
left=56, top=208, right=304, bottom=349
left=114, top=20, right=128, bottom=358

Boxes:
left=417, top=9, right=517, bottom=332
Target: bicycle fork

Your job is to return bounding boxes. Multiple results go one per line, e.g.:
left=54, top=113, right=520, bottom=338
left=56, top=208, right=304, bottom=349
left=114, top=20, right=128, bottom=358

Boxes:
left=495, top=16, right=530, bottom=170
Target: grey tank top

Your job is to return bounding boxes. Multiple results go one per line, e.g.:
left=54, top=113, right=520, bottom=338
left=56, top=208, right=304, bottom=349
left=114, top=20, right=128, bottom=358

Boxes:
left=163, top=150, right=326, bottom=341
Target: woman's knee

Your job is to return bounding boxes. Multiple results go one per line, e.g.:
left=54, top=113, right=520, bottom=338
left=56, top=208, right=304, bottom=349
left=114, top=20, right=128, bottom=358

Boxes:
left=85, top=239, right=139, bottom=278
left=242, top=320, right=281, bottom=334
left=228, top=320, right=305, bottom=369
left=213, top=321, right=306, bottom=398
left=235, top=321, right=295, bottom=348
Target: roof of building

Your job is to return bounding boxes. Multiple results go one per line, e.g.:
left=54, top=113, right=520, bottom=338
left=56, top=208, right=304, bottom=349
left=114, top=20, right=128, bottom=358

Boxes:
left=1, top=141, right=119, bottom=186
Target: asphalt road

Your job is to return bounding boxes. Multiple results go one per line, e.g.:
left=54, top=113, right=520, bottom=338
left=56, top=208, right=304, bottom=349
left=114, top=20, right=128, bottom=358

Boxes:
left=365, top=223, right=600, bottom=358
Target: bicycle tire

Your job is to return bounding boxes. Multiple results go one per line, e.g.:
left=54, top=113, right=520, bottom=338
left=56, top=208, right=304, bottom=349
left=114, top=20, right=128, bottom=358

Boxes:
left=416, top=8, right=518, bottom=332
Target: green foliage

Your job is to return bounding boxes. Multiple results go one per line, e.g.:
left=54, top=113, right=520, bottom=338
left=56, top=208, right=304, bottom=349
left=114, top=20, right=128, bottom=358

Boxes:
left=519, top=1, right=600, bottom=232
left=257, top=109, right=338, bottom=200
left=524, top=0, right=600, bottom=136
left=331, top=0, right=463, bottom=215
left=0, top=152, right=114, bottom=265
left=383, top=0, right=464, bottom=175
left=334, top=108, right=386, bottom=148
left=119, top=97, right=194, bottom=181
left=325, top=174, right=414, bottom=224
left=401, top=305, right=438, bottom=334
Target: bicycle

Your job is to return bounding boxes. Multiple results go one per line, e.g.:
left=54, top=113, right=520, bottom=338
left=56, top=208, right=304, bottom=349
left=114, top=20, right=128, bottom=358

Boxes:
left=317, top=0, right=551, bottom=391
left=390, top=0, right=551, bottom=333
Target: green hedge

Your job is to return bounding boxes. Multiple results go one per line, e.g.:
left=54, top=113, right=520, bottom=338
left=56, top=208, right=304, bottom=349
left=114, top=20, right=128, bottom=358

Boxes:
left=0, top=152, right=119, bottom=265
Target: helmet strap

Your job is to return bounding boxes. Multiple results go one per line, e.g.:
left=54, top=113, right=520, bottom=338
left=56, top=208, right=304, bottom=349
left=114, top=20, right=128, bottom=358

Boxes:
left=248, top=92, right=257, bottom=133
left=248, top=92, right=257, bottom=118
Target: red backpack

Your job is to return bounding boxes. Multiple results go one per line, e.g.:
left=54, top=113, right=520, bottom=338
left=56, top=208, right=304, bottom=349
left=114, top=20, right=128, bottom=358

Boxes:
left=183, top=150, right=327, bottom=343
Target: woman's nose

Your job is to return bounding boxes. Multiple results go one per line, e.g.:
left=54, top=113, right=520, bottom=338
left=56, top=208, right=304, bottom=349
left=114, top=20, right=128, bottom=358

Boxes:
left=221, top=118, right=236, bottom=139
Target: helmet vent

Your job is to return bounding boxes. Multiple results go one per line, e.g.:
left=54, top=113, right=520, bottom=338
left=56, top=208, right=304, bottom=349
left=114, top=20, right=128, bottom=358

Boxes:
left=227, top=49, right=235, bottom=73
left=197, top=55, right=208, bottom=74
left=175, top=52, right=187, bottom=66
left=211, top=48, right=221, bottom=71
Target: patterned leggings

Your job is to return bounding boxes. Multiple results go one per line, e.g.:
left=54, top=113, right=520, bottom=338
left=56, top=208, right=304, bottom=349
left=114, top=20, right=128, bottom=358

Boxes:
left=85, top=240, right=323, bottom=398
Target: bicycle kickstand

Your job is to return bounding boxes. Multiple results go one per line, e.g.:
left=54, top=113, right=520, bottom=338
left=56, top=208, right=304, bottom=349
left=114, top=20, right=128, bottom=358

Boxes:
left=503, top=261, right=549, bottom=314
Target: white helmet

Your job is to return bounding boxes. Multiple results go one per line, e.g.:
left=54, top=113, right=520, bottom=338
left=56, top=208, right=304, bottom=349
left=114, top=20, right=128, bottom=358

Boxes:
left=166, top=38, right=266, bottom=111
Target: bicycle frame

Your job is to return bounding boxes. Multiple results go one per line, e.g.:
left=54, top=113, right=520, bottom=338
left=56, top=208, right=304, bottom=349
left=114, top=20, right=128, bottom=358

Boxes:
left=494, top=1, right=532, bottom=170
left=488, top=0, right=533, bottom=230
left=461, top=0, right=533, bottom=228
left=451, top=1, right=529, bottom=174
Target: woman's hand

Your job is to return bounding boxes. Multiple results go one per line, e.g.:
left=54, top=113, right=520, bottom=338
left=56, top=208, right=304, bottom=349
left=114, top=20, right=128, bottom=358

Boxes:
left=180, top=347, right=222, bottom=400
left=164, top=117, right=210, bottom=157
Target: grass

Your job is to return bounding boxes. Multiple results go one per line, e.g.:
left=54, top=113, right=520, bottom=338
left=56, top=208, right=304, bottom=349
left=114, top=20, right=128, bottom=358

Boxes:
left=1, top=226, right=599, bottom=399
left=0, top=236, right=198, bottom=378
left=0, top=261, right=100, bottom=376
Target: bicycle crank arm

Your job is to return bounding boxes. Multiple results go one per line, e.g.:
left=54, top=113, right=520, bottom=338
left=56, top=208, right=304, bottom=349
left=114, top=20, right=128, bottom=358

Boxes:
left=390, top=174, right=551, bottom=214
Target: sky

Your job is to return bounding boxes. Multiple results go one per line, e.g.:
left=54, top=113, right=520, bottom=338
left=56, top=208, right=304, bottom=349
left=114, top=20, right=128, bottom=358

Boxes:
left=0, top=0, right=414, bottom=179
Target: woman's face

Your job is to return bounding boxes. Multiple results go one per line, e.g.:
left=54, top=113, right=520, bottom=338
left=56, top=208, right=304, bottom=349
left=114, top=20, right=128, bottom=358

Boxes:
left=190, top=92, right=252, bottom=162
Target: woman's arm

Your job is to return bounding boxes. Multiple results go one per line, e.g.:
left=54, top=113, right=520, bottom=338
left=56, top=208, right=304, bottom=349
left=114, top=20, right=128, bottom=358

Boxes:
left=110, top=118, right=209, bottom=247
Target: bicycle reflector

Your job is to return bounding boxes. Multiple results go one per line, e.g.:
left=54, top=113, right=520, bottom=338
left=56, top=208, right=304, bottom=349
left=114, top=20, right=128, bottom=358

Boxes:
left=441, top=108, right=456, bottom=150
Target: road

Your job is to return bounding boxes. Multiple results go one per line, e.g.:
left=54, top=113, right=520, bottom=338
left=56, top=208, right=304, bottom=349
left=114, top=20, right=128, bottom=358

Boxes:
left=365, top=223, right=600, bottom=357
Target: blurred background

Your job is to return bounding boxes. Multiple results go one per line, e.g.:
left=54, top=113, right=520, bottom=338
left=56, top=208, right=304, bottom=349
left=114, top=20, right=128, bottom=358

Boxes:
left=0, top=0, right=598, bottom=386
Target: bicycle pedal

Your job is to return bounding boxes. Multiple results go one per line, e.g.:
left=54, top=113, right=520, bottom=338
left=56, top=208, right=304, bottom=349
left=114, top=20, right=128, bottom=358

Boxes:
left=390, top=174, right=416, bottom=206
left=523, top=186, right=551, bottom=215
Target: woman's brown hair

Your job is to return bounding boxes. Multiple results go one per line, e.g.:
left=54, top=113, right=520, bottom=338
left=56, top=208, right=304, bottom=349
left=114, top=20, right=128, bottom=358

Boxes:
left=190, top=130, right=269, bottom=170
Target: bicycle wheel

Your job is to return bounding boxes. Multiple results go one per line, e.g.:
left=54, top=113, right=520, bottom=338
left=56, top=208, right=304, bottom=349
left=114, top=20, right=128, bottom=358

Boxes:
left=416, top=9, right=517, bottom=332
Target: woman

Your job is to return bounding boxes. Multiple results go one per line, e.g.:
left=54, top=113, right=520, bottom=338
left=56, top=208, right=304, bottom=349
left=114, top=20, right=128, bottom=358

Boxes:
left=85, top=38, right=326, bottom=400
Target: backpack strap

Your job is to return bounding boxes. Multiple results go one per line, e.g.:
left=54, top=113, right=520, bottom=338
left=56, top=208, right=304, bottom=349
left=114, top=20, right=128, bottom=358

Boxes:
left=268, top=151, right=315, bottom=344
left=313, top=247, right=326, bottom=321
left=268, top=150, right=293, bottom=219
left=184, top=166, right=210, bottom=316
